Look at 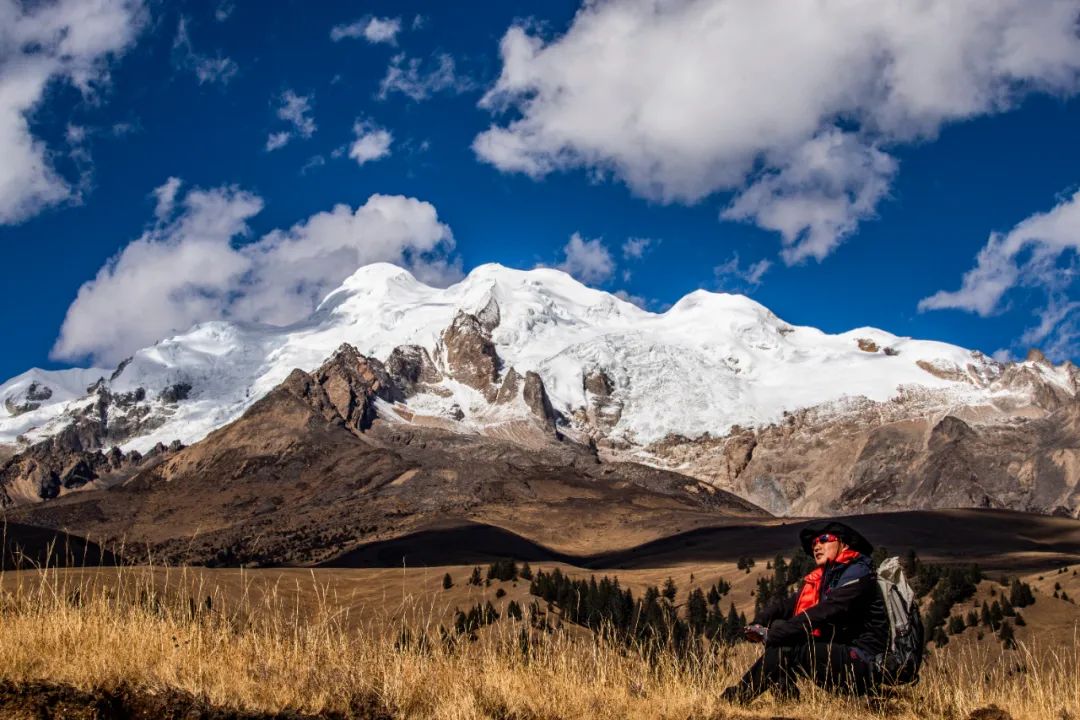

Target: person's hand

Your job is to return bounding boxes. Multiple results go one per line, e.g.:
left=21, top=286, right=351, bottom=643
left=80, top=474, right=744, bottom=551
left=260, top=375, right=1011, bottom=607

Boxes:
left=743, top=623, right=768, bottom=643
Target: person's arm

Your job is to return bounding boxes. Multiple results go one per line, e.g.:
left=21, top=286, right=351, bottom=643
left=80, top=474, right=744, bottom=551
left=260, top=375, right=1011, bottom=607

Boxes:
left=764, top=566, right=873, bottom=646
left=753, top=590, right=796, bottom=628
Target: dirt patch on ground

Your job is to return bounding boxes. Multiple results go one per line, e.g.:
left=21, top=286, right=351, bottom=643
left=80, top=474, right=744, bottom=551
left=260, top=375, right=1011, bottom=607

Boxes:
left=0, top=681, right=391, bottom=720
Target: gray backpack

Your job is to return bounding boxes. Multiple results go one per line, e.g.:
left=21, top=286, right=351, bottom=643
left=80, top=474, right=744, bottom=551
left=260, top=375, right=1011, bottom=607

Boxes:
left=874, top=557, right=925, bottom=684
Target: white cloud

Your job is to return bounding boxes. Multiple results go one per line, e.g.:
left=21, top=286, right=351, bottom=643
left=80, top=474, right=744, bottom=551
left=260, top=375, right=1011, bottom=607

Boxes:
left=722, top=130, right=898, bottom=263
left=300, top=155, right=326, bottom=175
left=277, top=90, right=316, bottom=137
left=214, top=1, right=235, bottom=22
left=212, top=1, right=234, bottom=21
left=173, top=16, right=238, bottom=85
left=330, top=16, right=401, bottom=44
left=151, top=177, right=182, bottom=222
left=232, top=195, right=457, bottom=325
left=52, top=185, right=262, bottom=363
left=348, top=121, right=393, bottom=165
left=475, top=0, right=1080, bottom=262
left=919, top=189, right=1080, bottom=360
left=714, top=253, right=772, bottom=292
left=265, top=90, right=316, bottom=150
left=379, top=53, right=472, bottom=101
left=52, top=187, right=458, bottom=364
left=554, top=233, right=615, bottom=285
left=0, top=0, right=146, bottom=225
left=622, top=237, right=656, bottom=260
left=363, top=17, right=401, bottom=44
left=265, top=131, right=291, bottom=152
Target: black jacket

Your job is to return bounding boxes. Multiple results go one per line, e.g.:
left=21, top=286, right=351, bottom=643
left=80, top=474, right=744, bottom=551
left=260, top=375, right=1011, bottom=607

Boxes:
left=753, top=553, right=890, bottom=657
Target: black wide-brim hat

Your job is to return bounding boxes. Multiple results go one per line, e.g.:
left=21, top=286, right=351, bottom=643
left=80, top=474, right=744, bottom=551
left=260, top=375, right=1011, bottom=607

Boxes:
left=799, top=521, right=874, bottom=556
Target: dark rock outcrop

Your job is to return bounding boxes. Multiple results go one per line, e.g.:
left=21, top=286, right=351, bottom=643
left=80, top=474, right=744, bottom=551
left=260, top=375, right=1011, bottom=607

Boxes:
left=494, top=368, right=523, bottom=405
left=523, top=371, right=558, bottom=431
left=3, top=382, right=54, bottom=416
left=0, top=431, right=176, bottom=506
left=311, top=344, right=402, bottom=432
left=158, top=382, right=192, bottom=404
left=439, top=312, right=501, bottom=399
left=385, top=345, right=441, bottom=396
left=583, top=368, right=622, bottom=432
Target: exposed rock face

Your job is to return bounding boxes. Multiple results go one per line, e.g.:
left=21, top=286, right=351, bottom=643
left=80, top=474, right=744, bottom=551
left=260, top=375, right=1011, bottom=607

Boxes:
left=0, top=427, right=179, bottom=507
left=475, top=294, right=501, bottom=333
left=3, top=382, right=53, bottom=416
left=494, top=368, right=522, bottom=405
left=386, top=345, right=441, bottom=396
left=856, top=338, right=879, bottom=353
left=997, top=363, right=1073, bottom=411
left=584, top=369, right=614, bottom=396
left=523, top=371, right=558, bottom=431
left=311, top=344, right=402, bottom=432
left=1027, top=348, right=1051, bottom=365
left=721, top=430, right=757, bottom=481
left=643, top=396, right=1080, bottom=518
left=68, top=384, right=166, bottom=450
left=158, top=383, right=192, bottom=404
left=583, top=368, right=623, bottom=432
left=439, top=311, right=500, bottom=398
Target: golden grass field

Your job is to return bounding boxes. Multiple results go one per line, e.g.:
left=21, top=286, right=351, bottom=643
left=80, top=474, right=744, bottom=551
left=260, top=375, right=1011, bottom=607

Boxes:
left=0, top=561, right=1077, bottom=719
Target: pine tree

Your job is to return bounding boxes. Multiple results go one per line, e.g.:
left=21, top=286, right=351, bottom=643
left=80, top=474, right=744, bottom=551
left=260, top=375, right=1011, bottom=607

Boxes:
left=1014, top=612, right=1026, bottom=627
left=980, top=601, right=992, bottom=627
left=707, top=584, right=721, bottom=607
left=989, top=600, right=1003, bottom=630
left=723, top=603, right=742, bottom=644
left=687, top=588, right=708, bottom=634
left=947, top=615, right=966, bottom=635
left=998, top=620, right=1016, bottom=649
left=1000, top=597, right=1015, bottom=617
left=519, top=562, right=533, bottom=580
left=1009, top=578, right=1035, bottom=608
left=442, top=573, right=453, bottom=590
left=662, top=577, right=678, bottom=603
left=736, top=556, right=755, bottom=573
left=966, top=610, right=978, bottom=627
left=466, top=605, right=482, bottom=632
left=507, top=600, right=523, bottom=621
left=469, top=566, right=483, bottom=586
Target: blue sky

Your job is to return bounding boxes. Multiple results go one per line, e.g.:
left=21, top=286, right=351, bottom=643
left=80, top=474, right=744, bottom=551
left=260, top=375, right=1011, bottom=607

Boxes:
left=3, top=0, right=1080, bottom=381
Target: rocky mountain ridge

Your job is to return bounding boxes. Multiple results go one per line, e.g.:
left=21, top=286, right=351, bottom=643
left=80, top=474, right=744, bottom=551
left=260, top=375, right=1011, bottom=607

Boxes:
left=6, top=339, right=760, bottom=566
left=2, top=263, right=1078, bottom=517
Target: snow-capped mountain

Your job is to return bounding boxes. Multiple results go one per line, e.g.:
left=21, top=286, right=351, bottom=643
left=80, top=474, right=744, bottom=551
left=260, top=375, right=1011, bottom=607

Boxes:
left=2, top=263, right=1078, bottom=516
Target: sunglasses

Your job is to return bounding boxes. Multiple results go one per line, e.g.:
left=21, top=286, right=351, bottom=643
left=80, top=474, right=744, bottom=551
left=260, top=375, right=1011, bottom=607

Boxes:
left=812, top=533, right=840, bottom=545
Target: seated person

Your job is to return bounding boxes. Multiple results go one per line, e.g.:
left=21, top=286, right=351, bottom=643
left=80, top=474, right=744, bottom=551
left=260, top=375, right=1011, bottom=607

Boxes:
left=722, top=522, right=890, bottom=703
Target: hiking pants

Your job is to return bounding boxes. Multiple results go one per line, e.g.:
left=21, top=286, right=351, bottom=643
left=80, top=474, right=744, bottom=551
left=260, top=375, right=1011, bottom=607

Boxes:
left=736, top=641, right=876, bottom=700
